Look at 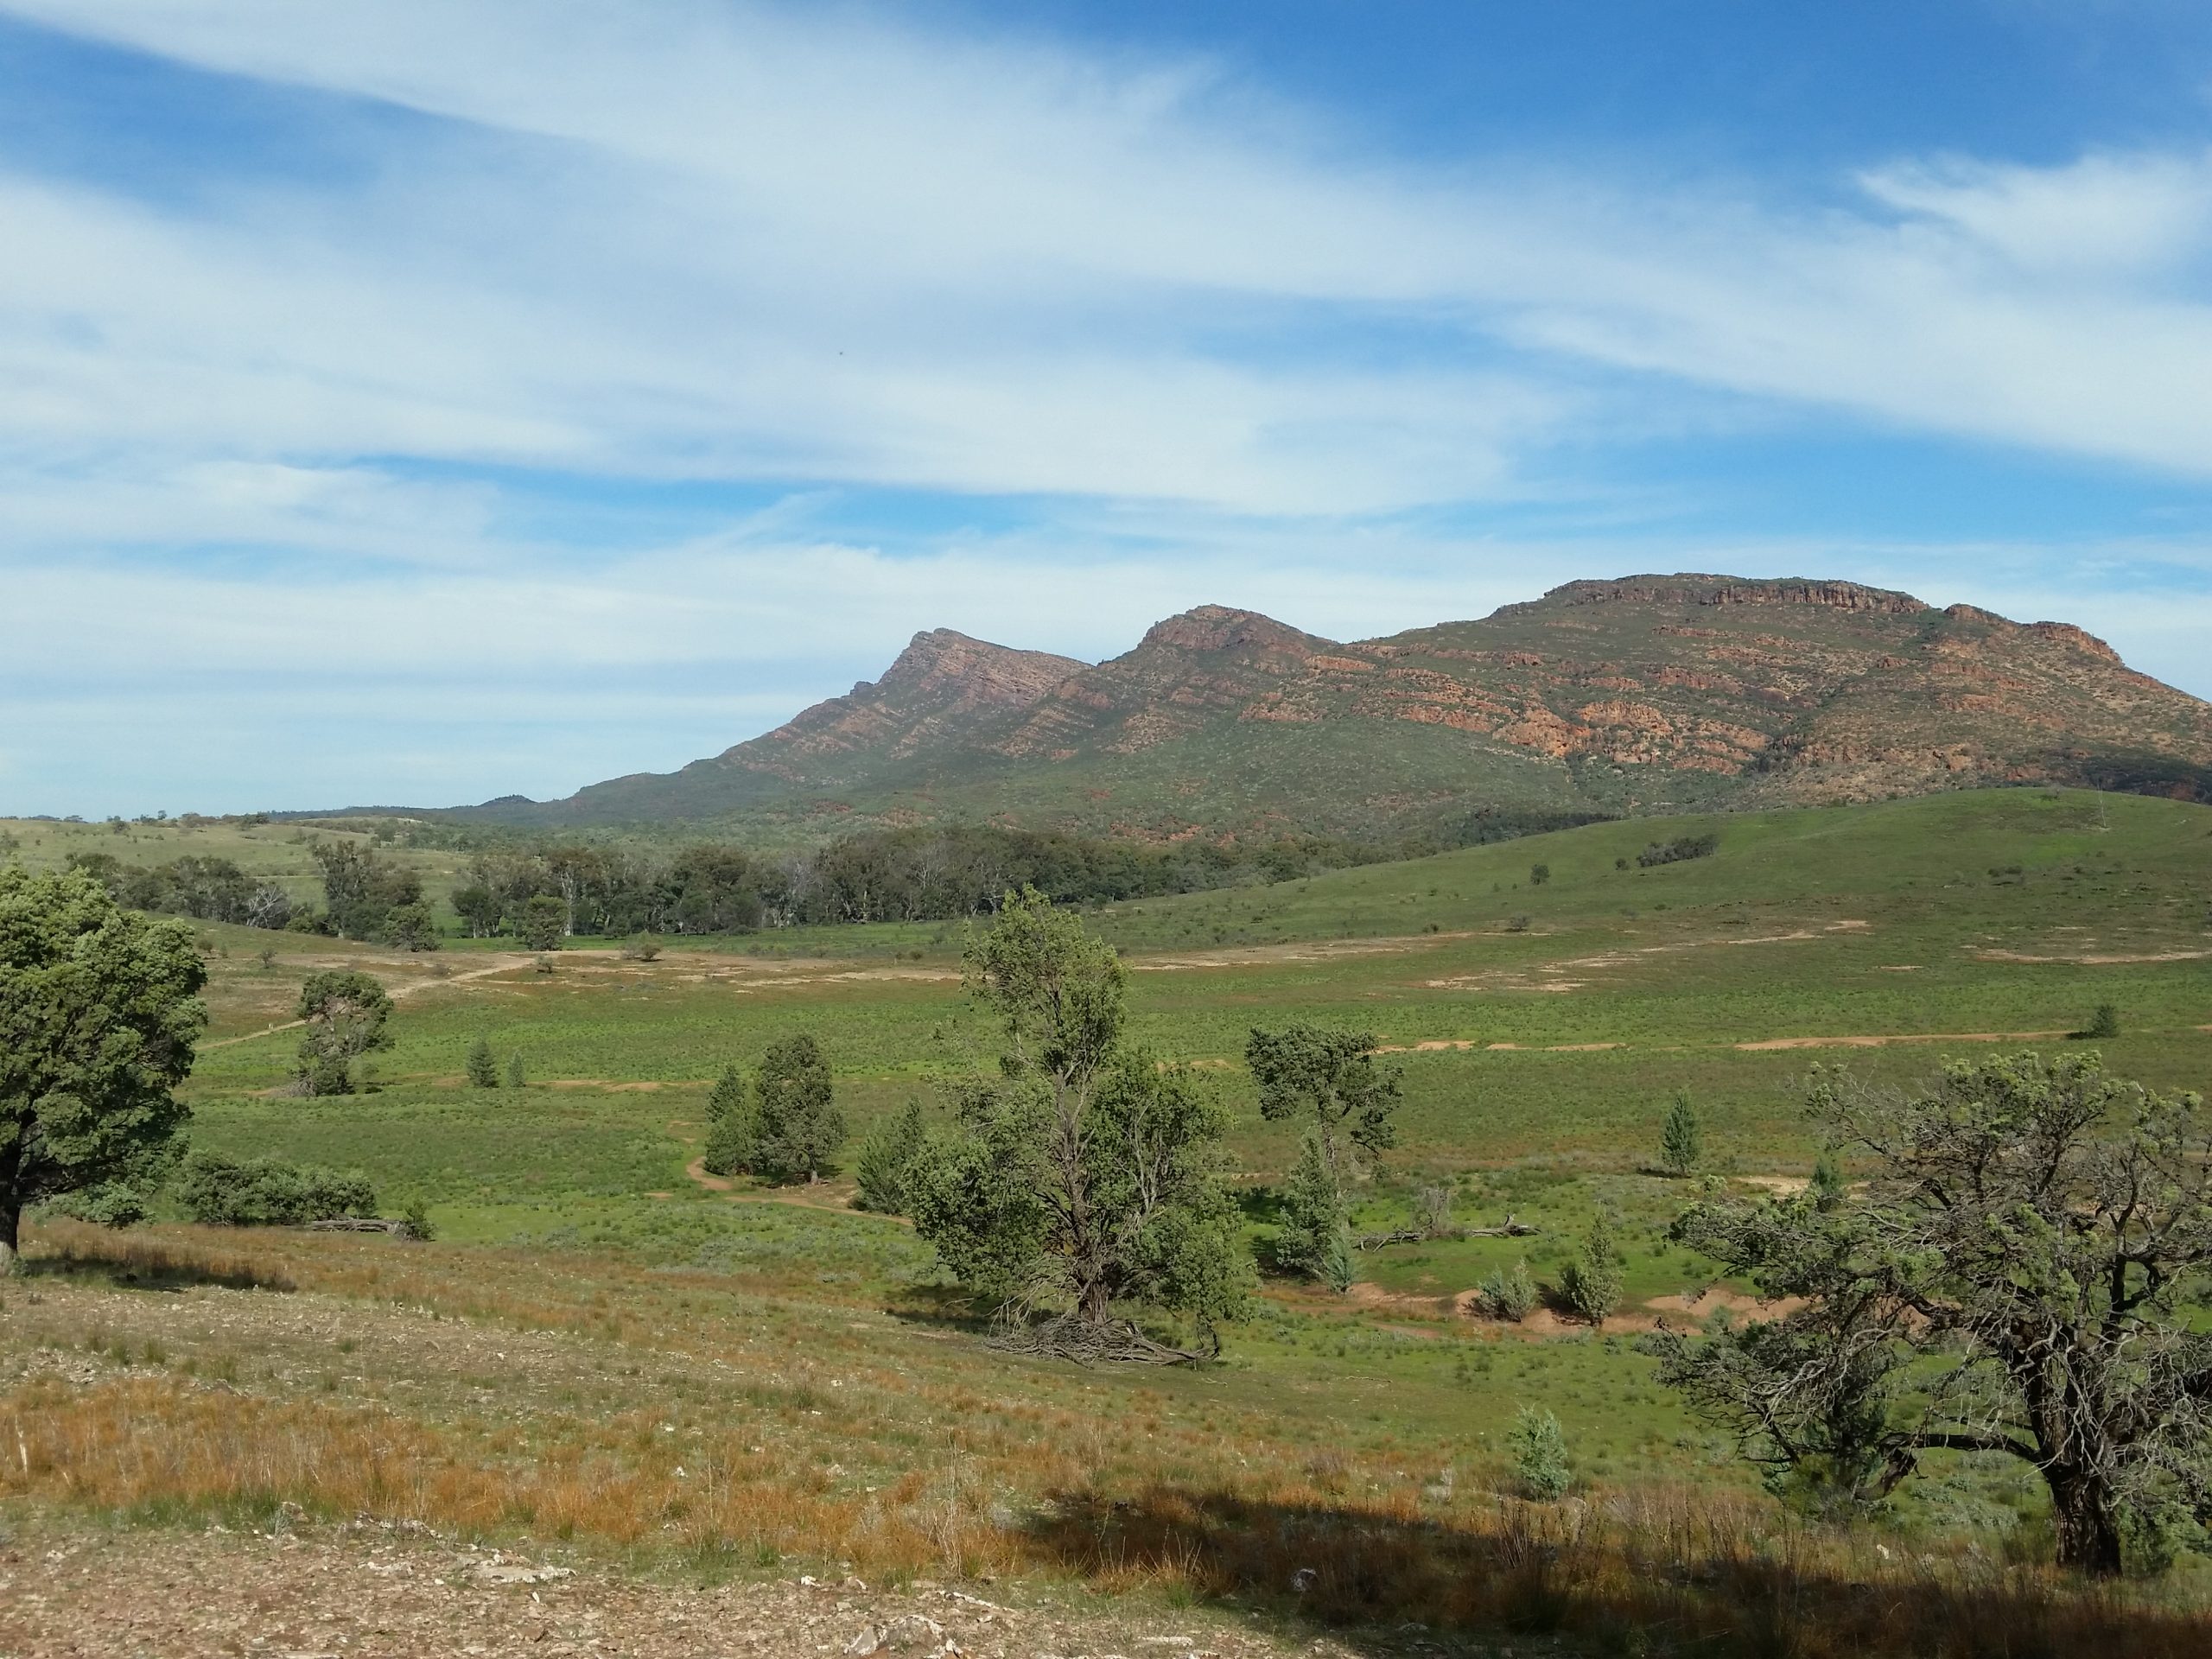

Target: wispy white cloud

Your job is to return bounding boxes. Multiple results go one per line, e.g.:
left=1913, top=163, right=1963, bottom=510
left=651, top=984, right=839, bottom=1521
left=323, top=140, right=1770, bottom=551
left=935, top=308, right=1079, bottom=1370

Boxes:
left=1, top=0, right=2209, bottom=811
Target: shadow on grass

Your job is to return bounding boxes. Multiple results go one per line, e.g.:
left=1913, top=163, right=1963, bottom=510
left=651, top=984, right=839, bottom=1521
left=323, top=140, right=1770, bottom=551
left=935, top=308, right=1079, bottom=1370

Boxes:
left=25, top=1225, right=297, bottom=1294
left=1021, top=1484, right=2211, bottom=1659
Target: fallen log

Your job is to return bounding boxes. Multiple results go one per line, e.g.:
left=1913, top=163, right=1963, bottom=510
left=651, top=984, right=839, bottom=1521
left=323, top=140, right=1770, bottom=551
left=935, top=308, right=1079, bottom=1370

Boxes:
left=988, top=1310, right=1211, bottom=1367
left=302, top=1217, right=425, bottom=1239
left=1357, top=1214, right=1537, bottom=1250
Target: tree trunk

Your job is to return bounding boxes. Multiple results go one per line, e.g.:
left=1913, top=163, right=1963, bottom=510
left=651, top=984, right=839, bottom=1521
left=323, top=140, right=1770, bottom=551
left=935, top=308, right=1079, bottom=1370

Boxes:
left=0, top=1199, right=19, bottom=1278
left=2047, top=1465, right=2125, bottom=1576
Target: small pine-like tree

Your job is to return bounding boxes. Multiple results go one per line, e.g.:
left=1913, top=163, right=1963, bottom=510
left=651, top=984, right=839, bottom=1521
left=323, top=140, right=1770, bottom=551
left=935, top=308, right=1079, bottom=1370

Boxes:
left=854, top=1099, right=927, bottom=1213
left=465, top=1035, right=499, bottom=1090
left=1506, top=1406, right=1572, bottom=1500
left=1560, top=1206, right=1624, bottom=1326
left=2088, top=1002, right=2121, bottom=1039
left=1660, top=1090, right=1702, bottom=1177
left=700, top=1065, right=753, bottom=1177
left=504, top=1051, right=525, bottom=1090
left=753, top=1033, right=843, bottom=1184
left=1479, top=1258, right=1537, bottom=1322
left=1276, top=1130, right=1350, bottom=1287
left=1809, top=1149, right=1846, bottom=1212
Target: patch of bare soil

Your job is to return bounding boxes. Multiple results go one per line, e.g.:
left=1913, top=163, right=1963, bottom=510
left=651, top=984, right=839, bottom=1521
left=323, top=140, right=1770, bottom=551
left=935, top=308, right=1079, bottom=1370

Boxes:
left=1132, top=933, right=1461, bottom=972
left=206, top=955, right=539, bottom=1050
left=1735, top=1175, right=1808, bottom=1197
left=0, top=1519, right=1331, bottom=1659
left=681, top=1158, right=912, bottom=1225
left=1643, top=1290, right=1806, bottom=1322
left=1976, top=947, right=2212, bottom=965
left=1735, top=1030, right=2069, bottom=1052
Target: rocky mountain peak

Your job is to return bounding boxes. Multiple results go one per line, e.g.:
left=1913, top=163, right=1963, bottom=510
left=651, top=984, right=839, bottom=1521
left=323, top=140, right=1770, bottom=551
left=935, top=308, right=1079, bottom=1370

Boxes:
left=1137, top=605, right=1333, bottom=658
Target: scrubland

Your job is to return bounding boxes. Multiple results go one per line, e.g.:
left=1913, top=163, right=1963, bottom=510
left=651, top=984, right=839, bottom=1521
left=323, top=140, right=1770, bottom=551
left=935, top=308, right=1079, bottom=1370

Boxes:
left=5, top=786, right=2212, bottom=1655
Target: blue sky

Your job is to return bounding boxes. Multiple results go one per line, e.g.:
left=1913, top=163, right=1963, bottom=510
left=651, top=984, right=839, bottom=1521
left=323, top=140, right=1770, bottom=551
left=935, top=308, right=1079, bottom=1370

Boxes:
left=3, top=2, right=2210, bottom=816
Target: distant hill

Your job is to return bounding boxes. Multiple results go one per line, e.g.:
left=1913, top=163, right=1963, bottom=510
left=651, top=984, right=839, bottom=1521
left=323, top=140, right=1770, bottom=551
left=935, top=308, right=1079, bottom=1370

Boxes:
left=452, top=575, right=2212, bottom=842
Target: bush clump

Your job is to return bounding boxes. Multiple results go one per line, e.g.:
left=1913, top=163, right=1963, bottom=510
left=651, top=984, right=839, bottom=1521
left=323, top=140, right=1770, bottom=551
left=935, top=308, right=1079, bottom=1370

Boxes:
left=1506, top=1406, right=1573, bottom=1500
left=854, top=1100, right=928, bottom=1214
left=1478, top=1258, right=1537, bottom=1322
left=175, top=1150, right=376, bottom=1227
left=1637, top=833, right=1719, bottom=868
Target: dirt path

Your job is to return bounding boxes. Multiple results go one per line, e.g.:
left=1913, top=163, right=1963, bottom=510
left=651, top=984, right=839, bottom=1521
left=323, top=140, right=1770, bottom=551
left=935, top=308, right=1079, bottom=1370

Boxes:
left=1734, top=1029, right=2072, bottom=1052
left=681, top=1156, right=914, bottom=1226
left=205, top=953, right=539, bottom=1048
left=0, top=1520, right=1332, bottom=1659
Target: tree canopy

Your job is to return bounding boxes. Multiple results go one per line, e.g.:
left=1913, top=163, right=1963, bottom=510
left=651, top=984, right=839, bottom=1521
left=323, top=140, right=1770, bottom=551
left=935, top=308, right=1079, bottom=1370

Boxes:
left=1646, top=1052, right=2212, bottom=1575
left=753, top=1034, right=844, bottom=1184
left=0, top=868, right=206, bottom=1272
left=908, top=888, right=1250, bottom=1357
left=294, top=970, right=395, bottom=1096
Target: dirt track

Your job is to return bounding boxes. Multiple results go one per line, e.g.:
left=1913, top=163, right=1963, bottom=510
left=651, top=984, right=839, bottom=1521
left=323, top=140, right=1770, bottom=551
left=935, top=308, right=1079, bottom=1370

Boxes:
left=0, top=1519, right=1337, bottom=1659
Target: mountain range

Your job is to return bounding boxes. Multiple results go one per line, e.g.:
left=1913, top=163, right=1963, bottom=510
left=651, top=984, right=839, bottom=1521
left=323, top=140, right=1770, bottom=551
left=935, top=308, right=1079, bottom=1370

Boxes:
left=453, top=575, right=2212, bottom=843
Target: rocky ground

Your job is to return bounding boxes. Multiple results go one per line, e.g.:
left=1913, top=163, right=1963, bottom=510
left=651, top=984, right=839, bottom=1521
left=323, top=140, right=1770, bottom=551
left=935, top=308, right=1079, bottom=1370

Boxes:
left=0, top=1516, right=1418, bottom=1659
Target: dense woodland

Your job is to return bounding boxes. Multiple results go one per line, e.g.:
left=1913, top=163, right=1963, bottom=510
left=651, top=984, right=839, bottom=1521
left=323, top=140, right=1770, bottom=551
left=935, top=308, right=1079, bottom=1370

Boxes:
left=63, top=821, right=1436, bottom=944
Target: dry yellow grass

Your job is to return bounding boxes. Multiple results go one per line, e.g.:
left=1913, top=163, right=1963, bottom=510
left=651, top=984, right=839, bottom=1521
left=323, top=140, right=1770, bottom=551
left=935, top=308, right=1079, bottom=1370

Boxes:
left=10, top=1219, right=2212, bottom=1656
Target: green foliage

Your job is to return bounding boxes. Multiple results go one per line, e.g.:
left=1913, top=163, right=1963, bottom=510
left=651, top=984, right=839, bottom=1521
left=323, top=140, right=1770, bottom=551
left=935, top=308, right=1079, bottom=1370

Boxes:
left=0, top=867, right=206, bottom=1270
left=1808, top=1150, right=1846, bottom=1212
left=520, top=894, right=567, bottom=950
left=1506, top=1406, right=1572, bottom=1501
left=1649, top=1052, right=2212, bottom=1575
left=910, top=891, right=1250, bottom=1341
left=1245, top=1021, right=1402, bottom=1208
left=1274, top=1131, right=1351, bottom=1289
left=700, top=1065, right=754, bottom=1178
left=41, top=1180, right=151, bottom=1229
left=175, top=1149, right=376, bottom=1226
left=402, top=1197, right=435, bottom=1242
left=1530, top=862, right=1550, bottom=886
left=384, top=901, right=440, bottom=952
left=751, top=1033, right=843, bottom=1184
left=2087, top=1001, right=2121, bottom=1039
left=853, top=1098, right=927, bottom=1214
left=1638, top=833, right=1719, bottom=868
left=1478, top=1258, right=1537, bottom=1322
left=465, top=1036, right=499, bottom=1090
left=1659, top=1090, right=1703, bottom=1177
left=505, top=1051, right=526, bottom=1090
left=1560, top=1206, right=1624, bottom=1326
left=309, top=840, right=423, bottom=942
left=294, top=970, right=393, bottom=1096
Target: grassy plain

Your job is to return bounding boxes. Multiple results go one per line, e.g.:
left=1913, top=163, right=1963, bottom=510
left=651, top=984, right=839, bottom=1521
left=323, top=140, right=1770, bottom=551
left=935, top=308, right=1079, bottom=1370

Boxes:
left=7, top=786, right=2212, bottom=1653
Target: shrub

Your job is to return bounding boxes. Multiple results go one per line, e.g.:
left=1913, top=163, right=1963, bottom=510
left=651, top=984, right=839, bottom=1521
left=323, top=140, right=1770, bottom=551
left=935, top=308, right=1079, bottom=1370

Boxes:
left=1659, top=1091, right=1702, bottom=1177
left=1637, top=833, right=1719, bottom=868
left=1560, top=1208, right=1624, bottom=1326
left=505, top=1052, right=526, bottom=1090
left=1506, top=1406, right=1572, bottom=1500
left=175, top=1151, right=375, bottom=1227
left=465, top=1036, right=499, bottom=1090
left=1809, top=1150, right=1846, bottom=1211
left=402, top=1198, right=435, bottom=1242
left=622, top=936, right=662, bottom=962
left=520, top=895, right=566, bottom=950
left=701, top=1065, right=754, bottom=1177
left=43, top=1181, right=150, bottom=1229
left=2087, top=1002, right=2121, bottom=1039
left=1529, top=863, right=1550, bottom=887
left=854, top=1100, right=927, bottom=1214
left=1478, top=1259, right=1537, bottom=1322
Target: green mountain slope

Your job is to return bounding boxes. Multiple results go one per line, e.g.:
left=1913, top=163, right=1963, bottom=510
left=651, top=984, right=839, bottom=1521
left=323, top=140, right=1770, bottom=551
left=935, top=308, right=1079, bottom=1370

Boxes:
left=458, top=575, right=2212, bottom=841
